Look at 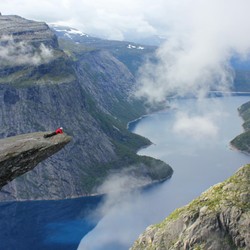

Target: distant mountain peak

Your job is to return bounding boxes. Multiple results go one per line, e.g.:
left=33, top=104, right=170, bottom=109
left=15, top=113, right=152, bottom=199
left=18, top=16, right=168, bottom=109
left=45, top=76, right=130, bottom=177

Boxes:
left=49, top=24, right=89, bottom=40
left=127, top=44, right=145, bottom=50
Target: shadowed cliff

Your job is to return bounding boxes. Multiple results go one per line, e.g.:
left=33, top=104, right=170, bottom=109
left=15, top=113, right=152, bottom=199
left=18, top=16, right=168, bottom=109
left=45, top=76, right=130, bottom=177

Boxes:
left=131, top=164, right=250, bottom=250
left=0, top=14, right=173, bottom=200
left=0, top=132, right=71, bottom=189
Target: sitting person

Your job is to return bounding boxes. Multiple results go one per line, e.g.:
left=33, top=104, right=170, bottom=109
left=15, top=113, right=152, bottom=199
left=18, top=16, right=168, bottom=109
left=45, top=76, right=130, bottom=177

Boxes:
left=44, top=127, right=63, bottom=138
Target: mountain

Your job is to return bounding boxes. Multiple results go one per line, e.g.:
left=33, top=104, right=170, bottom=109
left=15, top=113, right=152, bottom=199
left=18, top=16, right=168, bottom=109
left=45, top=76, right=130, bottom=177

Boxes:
left=231, top=101, right=250, bottom=153
left=50, top=24, right=165, bottom=46
left=51, top=25, right=250, bottom=93
left=0, top=15, right=173, bottom=201
left=50, top=24, right=157, bottom=76
left=131, top=164, right=250, bottom=250
left=0, top=15, right=58, bottom=47
left=0, top=132, right=71, bottom=189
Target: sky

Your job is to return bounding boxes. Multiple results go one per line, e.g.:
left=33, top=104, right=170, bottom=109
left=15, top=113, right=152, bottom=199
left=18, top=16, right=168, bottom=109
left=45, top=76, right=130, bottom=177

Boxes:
left=2, top=0, right=250, bottom=103
left=1, top=0, right=167, bottom=41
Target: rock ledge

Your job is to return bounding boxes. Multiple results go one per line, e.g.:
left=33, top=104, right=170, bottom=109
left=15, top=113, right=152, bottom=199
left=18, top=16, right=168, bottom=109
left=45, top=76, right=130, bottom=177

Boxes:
left=0, top=132, right=71, bottom=188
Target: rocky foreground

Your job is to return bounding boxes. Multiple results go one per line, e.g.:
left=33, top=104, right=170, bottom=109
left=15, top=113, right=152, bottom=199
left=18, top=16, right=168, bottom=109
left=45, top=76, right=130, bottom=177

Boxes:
left=131, top=164, right=250, bottom=250
left=0, top=132, right=71, bottom=189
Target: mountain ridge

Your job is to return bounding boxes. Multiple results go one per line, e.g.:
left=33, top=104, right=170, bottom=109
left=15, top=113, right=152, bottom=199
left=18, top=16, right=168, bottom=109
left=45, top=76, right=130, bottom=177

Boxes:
left=0, top=14, right=173, bottom=201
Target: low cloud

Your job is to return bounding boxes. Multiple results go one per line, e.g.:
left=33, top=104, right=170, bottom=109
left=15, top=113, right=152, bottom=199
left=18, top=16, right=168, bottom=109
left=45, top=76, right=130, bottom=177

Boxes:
left=135, top=0, right=250, bottom=104
left=172, top=112, right=219, bottom=140
left=0, top=35, right=54, bottom=66
left=95, top=168, right=151, bottom=217
left=78, top=170, right=152, bottom=250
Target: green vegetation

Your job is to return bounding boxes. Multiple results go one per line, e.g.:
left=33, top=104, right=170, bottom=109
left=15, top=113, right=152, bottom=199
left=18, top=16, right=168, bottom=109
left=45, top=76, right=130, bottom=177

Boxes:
left=0, top=27, right=172, bottom=198
left=0, top=50, right=75, bottom=87
left=132, top=165, right=250, bottom=250
left=80, top=94, right=173, bottom=193
left=58, top=36, right=156, bottom=76
left=231, top=101, right=250, bottom=153
left=231, top=131, right=250, bottom=153
left=238, top=101, right=250, bottom=131
left=58, top=39, right=96, bottom=60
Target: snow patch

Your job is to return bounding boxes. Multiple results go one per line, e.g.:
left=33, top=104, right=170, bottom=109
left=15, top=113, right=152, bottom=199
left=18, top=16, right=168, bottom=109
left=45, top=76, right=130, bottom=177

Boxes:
left=51, top=24, right=88, bottom=38
left=127, top=44, right=144, bottom=50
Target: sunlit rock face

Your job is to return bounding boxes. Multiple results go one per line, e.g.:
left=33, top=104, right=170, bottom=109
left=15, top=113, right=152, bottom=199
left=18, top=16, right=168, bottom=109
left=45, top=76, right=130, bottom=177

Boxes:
left=0, top=15, right=58, bottom=48
left=131, top=164, right=250, bottom=250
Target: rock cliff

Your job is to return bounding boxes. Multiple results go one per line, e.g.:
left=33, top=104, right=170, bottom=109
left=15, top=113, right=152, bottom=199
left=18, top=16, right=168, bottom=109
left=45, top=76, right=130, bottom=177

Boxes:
left=0, top=15, right=58, bottom=47
left=0, top=132, right=71, bottom=189
left=0, top=15, right=173, bottom=200
left=131, top=164, right=250, bottom=250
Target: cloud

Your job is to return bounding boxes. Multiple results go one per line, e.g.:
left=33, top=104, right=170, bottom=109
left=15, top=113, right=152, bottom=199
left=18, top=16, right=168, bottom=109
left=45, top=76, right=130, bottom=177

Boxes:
left=0, top=35, right=54, bottom=66
left=169, top=98, right=227, bottom=141
left=135, top=0, right=250, bottom=103
left=2, top=0, right=250, bottom=48
left=78, top=169, right=152, bottom=250
left=1, top=0, right=160, bottom=41
left=95, top=168, right=151, bottom=216
left=172, top=112, right=219, bottom=140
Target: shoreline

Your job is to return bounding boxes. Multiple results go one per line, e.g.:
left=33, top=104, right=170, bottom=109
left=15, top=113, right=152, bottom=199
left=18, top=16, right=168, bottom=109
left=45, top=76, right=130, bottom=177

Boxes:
left=0, top=175, right=173, bottom=203
left=229, top=142, right=250, bottom=156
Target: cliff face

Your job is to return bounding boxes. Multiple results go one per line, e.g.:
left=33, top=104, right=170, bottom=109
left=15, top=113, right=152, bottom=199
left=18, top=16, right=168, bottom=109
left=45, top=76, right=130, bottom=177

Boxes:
left=0, top=15, right=58, bottom=47
left=131, top=164, right=250, bottom=250
left=0, top=79, right=121, bottom=200
left=74, top=49, right=146, bottom=123
left=0, top=132, right=71, bottom=189
left=0, top=15, right=173, bottom=201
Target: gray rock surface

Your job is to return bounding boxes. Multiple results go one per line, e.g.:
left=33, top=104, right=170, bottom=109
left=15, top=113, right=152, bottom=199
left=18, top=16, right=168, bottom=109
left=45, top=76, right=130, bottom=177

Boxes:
left=0, top=15, right=58, bottom=48
left=0, top=132, right=71, bottom=189
left=131, top=164, right=250, bottom=250
left=0, top=14, right=173, bottom=201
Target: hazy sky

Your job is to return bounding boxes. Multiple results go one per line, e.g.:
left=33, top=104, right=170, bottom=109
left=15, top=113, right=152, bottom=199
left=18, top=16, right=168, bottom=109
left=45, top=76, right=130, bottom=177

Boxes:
left=2, top=0, right=250, bottom=102
left=1, top=0, right=169, bottom=41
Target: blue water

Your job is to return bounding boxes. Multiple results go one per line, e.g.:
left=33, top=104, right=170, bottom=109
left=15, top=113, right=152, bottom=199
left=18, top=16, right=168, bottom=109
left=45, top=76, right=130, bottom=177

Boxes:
left=0, top=196, right=103, bottom=250
left=78, top=96, right=250, bottom=250
left=0, top=96, right=249, bottom=250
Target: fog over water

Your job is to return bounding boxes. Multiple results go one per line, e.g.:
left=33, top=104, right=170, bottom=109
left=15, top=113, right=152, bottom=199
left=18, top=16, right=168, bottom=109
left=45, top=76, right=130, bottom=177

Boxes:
left=78, top=95, right=250, bottom=250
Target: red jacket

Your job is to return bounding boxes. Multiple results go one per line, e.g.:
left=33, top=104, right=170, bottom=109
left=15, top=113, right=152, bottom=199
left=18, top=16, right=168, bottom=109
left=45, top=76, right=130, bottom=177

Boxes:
left=55, top=128, right=63, bottom=134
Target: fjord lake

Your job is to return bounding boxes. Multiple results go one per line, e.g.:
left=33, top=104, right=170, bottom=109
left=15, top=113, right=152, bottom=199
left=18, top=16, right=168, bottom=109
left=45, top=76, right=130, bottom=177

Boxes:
left=0, top=95, right=249, bottom=250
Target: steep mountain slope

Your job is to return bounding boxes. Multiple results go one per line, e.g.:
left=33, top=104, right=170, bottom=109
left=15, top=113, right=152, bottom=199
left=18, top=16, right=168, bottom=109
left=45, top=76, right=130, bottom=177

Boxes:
left=52, top=25, right=250, bottom=92
left=51, top=25, right=157, bottom=75
left=131, top=164, right=250, bottom=250
left=0, top=15, right=173, bottom=201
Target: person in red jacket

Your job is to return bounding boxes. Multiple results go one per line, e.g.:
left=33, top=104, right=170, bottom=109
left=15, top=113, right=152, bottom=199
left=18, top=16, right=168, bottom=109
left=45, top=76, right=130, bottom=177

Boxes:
left=44, top=127, right=63, bottom=138
left=55, top=127, right=63, bottom=134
